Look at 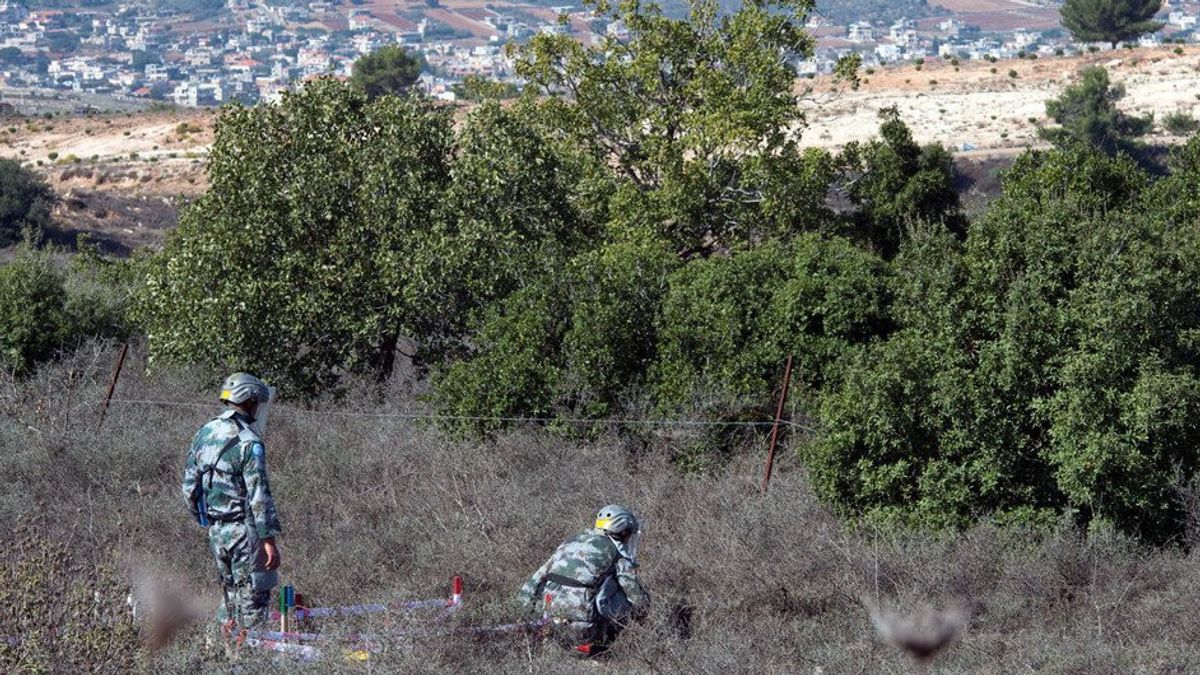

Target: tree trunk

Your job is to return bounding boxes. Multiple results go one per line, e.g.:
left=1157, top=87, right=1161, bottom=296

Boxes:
left=374, top=332, right=399, bottom=384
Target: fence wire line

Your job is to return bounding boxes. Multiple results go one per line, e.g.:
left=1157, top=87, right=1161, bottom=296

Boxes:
left=67, top=397, right=814, bottom=430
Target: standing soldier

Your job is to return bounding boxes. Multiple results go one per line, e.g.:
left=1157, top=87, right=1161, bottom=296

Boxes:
left=182, top=372, right=282, bottom=632
left=518, top=504, right=651, bottom=656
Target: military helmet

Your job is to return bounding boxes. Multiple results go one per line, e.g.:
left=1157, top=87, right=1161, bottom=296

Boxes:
left=219, top=372, right=271, bottom=406
left=594, top=504, right=638, bottom=538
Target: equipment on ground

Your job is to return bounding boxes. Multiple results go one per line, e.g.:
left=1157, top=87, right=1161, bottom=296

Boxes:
left=233, top=575, right=548, bottom=662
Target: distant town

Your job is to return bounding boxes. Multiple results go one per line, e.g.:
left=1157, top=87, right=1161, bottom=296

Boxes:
left=0, top=0, right=1198, bottom=110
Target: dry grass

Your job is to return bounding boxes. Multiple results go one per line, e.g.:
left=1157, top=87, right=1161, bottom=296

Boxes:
left=4, top=342, right=1200, bottom=672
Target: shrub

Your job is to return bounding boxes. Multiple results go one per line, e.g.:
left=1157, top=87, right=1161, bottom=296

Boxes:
left=654, top=235, right=892, bottom=413
left=0, top=246, right=70, bottom=374
left=434, top=241, right=679, bottom=429
left=47, top=151, right=58, bottom=161
left=1042, top=66, right=1153, bottom=155
left=1162, top=110, right=1200, bottom=136
left=0, top=158, right=55, bottom=246
left=1008, top=69, right=1018, bottom=78
left=0, top=243, right=134, bottom=376
left=811, top=146, right=1200, bottom=541
left=0, top=527, right=138, bottom=672
left=840, top=109, right=964, bottom=257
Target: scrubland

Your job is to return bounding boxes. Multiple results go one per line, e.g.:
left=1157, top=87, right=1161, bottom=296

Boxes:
left=4, top=343, right=1200, bottom=673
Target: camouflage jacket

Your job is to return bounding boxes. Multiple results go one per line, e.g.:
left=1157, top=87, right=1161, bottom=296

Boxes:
left=518, top=529, right=649, bottom=623
left=181, top=409, right=281, bottom=540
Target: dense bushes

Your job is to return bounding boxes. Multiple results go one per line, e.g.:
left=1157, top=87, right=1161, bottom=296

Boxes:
left=653, top=235, right=891, bottom=412
left=0, top=158, right=55, bottom=247
left=433, top=242, right=678, bottom=429
left=812, top=143, right=1200, bottom=542
left=0, top=244, right=131, bottom=375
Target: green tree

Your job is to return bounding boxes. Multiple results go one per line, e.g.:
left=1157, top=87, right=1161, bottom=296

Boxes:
left=809, top=144, right=1200, bottom=542
left=138, top=83, right=593, bottom=395
left=0, top=159, right=55, bottom=247
left=350, top=45, right=425, bottom=100
left=433, top=241, right=679, bottom=429
left=1060, top=0, right=1163, bottom=49
left=136, top=82, right=453, bottom=394
left=0, top=46, right=25, bottom=65
left=840, top=108, right=963, bottom=257
left=416, top=101, right=597, bottom=363
left=512, top=0, right=859, bottom=255
left=1041, top=66, right=1152, bottom=156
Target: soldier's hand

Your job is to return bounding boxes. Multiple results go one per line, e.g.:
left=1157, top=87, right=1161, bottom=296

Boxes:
left=262, top=538, right=281, bottom=570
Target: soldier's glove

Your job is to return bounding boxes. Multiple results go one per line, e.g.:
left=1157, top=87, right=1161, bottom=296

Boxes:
left=261, top=538, right=281, bottom=570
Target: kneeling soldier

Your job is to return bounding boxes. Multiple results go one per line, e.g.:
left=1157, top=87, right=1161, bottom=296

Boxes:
left=518, top=504, right=650, bottom=655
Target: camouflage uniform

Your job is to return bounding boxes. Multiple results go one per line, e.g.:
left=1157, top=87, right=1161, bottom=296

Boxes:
left=182, top=409, right=281, bottom=628
left=518, top=529, right=650, bottom=654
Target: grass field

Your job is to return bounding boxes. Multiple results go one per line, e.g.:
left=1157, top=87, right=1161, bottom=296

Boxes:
left=4, top=342, right=1200, bottom=672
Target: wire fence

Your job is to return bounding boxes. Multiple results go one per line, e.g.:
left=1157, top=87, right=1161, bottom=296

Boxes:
left=72, top=397, right=815, bottom=431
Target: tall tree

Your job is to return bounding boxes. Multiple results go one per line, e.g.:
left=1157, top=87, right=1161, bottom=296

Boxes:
left=1041, top=66, right=1152, bottom=156
left=511, top=0, right=858, bottom=256
left=136, top=82, right=453, bottom=394
left=1060, top=0, right=1163, bottom=49
left=350, top=45, right=425, bottom=99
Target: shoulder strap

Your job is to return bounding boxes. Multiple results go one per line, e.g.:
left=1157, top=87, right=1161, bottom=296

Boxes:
left=199, top=419, right=246, bottom=488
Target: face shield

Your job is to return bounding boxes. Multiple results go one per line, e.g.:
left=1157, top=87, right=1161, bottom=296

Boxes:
left=626, top=521, right=642, bottom=563
left=612, top=519, right=642, bottom=564
left=249, top=386, right=276, bottom=437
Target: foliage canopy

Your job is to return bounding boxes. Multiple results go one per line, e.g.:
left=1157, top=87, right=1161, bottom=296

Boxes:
left=1060, top=0, right=1163, bottom=48
left=350, top=45, right=425, bottom=100
left=1041, top=66, right=1152, bottom=156
left=0, top=159, right=55, bottom=247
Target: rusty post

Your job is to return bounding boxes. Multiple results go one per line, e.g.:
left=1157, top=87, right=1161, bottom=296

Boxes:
left=97, top=343, right=129, bottom=431
left=762, top=355, right=794, bottom=494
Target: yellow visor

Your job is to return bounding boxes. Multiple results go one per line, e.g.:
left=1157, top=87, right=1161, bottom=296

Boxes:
left=595, top=517, right=612, bottom=530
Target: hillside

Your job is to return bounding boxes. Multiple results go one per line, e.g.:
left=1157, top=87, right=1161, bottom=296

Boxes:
left=802, top=45, right=1200, bottom=152
left=3, top=45, right=1199, bottom=253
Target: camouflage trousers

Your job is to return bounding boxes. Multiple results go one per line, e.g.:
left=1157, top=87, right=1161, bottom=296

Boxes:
left=207, top=521, right=275, bottom=628
left=550, top=617, right=622, bottom=656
